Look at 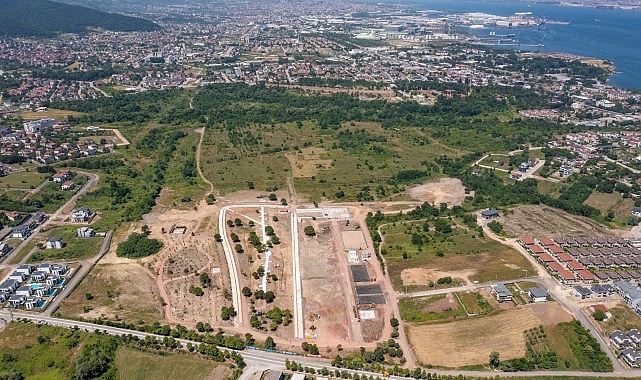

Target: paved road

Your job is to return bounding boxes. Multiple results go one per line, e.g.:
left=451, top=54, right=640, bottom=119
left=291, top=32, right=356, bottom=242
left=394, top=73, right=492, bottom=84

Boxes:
left=0, top=312, right=640, bottom=379
left=219, top=206, right=244, bottom=326
left=290, top=211, right=304, bottom=339
left=478, top=215, right=626, bottom=372
left=398, top=278, right=533, bottom=299
left=0, top=171, right=99, bottom=266
left=605, top=157, right=640, bottom=174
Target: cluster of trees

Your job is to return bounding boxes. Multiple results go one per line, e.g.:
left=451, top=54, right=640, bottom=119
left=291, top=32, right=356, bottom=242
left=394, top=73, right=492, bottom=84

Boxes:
left=250, top=307, right=292, bottom=331
left=189, top=285, right=204, bottom=296
left=220, top=306, right=237, bottom=321
left=64, top=157, right=124, bottom=170
left=115, top=233, right=163, bottom=258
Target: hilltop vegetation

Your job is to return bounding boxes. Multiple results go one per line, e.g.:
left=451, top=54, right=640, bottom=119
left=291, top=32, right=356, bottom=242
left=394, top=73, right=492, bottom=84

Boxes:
left=0, top=0, right=159, bottom=37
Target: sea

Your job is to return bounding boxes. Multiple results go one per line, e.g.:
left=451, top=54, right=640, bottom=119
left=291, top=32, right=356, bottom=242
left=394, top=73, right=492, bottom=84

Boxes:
left=384, top=0, right=641, bottom=89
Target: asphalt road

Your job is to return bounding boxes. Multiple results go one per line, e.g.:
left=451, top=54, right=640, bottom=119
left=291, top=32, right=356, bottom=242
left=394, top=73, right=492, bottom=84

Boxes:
left=0, top=311, right=640, bottom=379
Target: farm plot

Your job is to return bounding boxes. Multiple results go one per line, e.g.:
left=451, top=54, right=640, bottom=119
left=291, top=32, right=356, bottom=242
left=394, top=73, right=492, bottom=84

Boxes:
left=406, top=302, right=573, bottom=367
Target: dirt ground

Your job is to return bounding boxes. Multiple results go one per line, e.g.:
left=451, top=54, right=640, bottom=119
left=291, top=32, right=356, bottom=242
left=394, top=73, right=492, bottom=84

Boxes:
left=424, top=293, right=459, bottom=313
left=57, top=263, right=164, bottom=324
left=285, top=147, right=333, bottom=178
left=62, top=200, right=232, bottom=328
left=341, top=229, right=367, bottom=251
left=407, top=302, right=573, bottom=367
left=501, top=204, right=626, bottom=238
left=401, top=267, right=474, bottom=286
left=406, top=178, right=468, bottom=207
left=299, top=219, right=353, bottom=344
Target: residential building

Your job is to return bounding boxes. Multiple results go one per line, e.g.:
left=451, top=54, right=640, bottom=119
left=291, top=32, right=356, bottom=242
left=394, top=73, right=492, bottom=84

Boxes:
left=77, top=227, right=95, bottom=238
left=15, top=285, right=32, bottom=297
left=615, top=280, right=641, bottom=315
left=611, top=330, right=632, bottom=349
left=622, top=347, right=641, bottom=367
left=16, top=264, right=33, bottom=275
left=11, top=225, right=32, bottom=239
left=490, top=284, right=513, bottom=302
left=7, top=295, right=25, bottom=307
left=31, top=271, right=47, bottom=282
left=481, top=209, right=499, bottom=219
left=70, top=207, right=95, bottom=223
left=8, top=271, right=26, bottom=283
left=574, top=286, right=593, bottom=299
left=61, top=180, right=75, bottom=190
left=25, top=296, right=43, bottom=309
left=52, top=170, right=72, bottom=183
left=45, top=237, right=64, bottom=249
left=528, top=287, right=548, bottom=302
left=0, top=279, right=19, bottom=294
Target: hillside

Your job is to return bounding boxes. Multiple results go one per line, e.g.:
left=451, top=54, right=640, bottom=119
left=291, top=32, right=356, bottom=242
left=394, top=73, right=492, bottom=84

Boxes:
left=0, top=0, right=160, bottom=37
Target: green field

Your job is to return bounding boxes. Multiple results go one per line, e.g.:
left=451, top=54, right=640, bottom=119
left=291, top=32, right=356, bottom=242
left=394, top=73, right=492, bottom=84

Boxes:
left=597, top=303, right=641, bottom=333
left=380, top=220, right=534, bottom=290
left=0, top=321, right=92, bottom=379
left=28, top=225, right=103, bottom=262
left=0, top=170, right=48, bottom=189
left=399, top=294, right=467, bottom=323
left=115, top=347, right=225, bottom=380
left=200, top=120, right=458, bottom=200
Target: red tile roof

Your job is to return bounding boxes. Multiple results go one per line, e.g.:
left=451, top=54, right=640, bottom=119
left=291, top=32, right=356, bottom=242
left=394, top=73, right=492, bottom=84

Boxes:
left=548, top=262, right=564, bottom=272
left=592, top=304, right=608, bottom=313
left=558, top=253, right=574, bottom=262
left=550, top=245, right=565, bottom=254
left=567, top=261, right=585, bottom=271
left=521, top=236, right=535, bottom=245
left=577, top=270, right=595, bottom=280
left=558, top=269, right=576, bottom=280
left=531, top=245, right=545, bottom=254
left=539, top=253, right=555, bottom=262
left=539, top=237, right=555, bottom=246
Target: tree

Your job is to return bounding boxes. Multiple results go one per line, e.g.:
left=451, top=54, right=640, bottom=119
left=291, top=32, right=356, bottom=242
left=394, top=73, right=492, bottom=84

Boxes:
left=593, top=309, right=607, bottom=321
left=489, top=351, right=500, bottom=368
left=264, top=336, right=275, bottom=350
left=304, top=226, right=316, bottom=236
left=488, top=220, right=503, bottom=234
left=199, top=272, right=211, bottom=288
left=116, top=233, right=163, bottom=258
left=221, top=306, right=236, bottom=321
left=264, top=291, right=276, bottom=303
left=390, top=317, right=399, bottom=328
left=242, top=286, right=252, bottom=297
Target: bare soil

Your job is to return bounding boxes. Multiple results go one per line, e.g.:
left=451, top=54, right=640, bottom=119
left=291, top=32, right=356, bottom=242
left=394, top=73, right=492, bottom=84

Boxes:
left=502, top=204, right=625, bottom=238
left=300, top=219, right=353, bottom=344
left=406, top=178, right=468, bottom=207
left=407, top=302, right=573, bottom=367
left=401, top=267, right=475, bottom=286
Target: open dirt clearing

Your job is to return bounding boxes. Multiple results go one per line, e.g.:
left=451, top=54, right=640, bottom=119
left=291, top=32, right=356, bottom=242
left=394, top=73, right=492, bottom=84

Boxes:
left=406, top=178, right=468, bottom=207
left=63, top=200, right=230, bottom=328
left=502, top=204, right=624, bottom=238
left=285, top=147, right=333, bottom=177
left=57, top=263, right=164, bottom=324
left=407, top=302, right=573, bottom=367
left=300, top=219, right=353, bottom=344
left=401, top=267, right=474, bottom=286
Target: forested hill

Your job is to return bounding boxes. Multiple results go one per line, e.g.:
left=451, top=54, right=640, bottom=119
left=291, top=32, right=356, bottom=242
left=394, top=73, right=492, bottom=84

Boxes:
left=0, top=0, right=160, bottom=37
